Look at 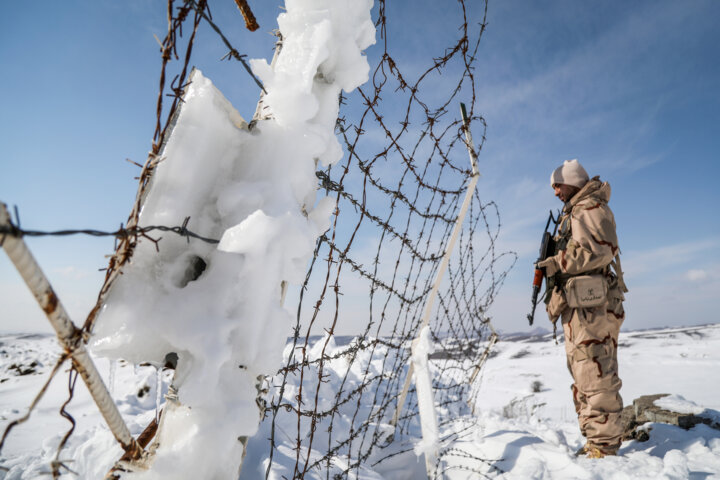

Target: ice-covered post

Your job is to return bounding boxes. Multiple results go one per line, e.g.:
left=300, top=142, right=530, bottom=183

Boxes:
left=0, top=202, right=141, bottom=458
left=86, top=1, right=377, bottom=477
left=411, top=327, right=440, bottom=475
left=468, top=328, right=498, bottom=414
left=390, top=103, right=480, bottom=476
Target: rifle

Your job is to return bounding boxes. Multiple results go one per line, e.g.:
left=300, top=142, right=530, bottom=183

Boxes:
left=526, top=210, right=559, bottom=325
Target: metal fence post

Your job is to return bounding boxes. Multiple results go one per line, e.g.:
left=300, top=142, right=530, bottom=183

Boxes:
left=0, top=202, right=141, bottom=458
left=389, top=103, right=481, bottom=477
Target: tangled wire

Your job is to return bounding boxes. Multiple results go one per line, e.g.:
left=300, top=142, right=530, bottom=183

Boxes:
left=1, top=1, right=516, bottom=478
left=262, top=0, right=517, bottom=478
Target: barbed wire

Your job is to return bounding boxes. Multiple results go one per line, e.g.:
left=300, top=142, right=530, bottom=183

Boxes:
left=0, top=353, right=70, bottom=461
left=186, top=0, right=266, bottom=92
left=82, top=0, right=263, bottom=335
left=0, top=216, right=220, bottom=246
left=1, top=0, right=265, bottom=475
left=51, top=367, right=80, bottom=479
left=1, top=0, right=515, bottom=478
left=262, top=0, right=516, bottom=478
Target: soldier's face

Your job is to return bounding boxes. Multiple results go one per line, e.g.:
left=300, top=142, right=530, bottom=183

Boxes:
left=553, top=184, right=578, bottom=203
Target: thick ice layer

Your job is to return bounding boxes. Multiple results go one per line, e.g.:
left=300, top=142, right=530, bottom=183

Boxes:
left=250, top=0, right=375, bottom=167
left=90, top=0, right=375, bottom=477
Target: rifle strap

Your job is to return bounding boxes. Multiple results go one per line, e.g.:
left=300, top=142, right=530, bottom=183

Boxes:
left=611, top=253, right=629, bottom=293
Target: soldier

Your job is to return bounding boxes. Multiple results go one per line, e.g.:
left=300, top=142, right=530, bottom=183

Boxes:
left=536, top=159, right=628, bottom=458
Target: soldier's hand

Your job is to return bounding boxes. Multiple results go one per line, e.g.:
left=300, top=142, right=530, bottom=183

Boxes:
left=536, top=257, right=559, bottom=277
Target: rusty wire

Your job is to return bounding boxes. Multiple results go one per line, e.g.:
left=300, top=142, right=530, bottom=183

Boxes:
left=0, top=353, right=70, bottom=454
left=51, top=367, right=80, bottom=479
left=80, top=0, right=206, bottom=334
left=1, top=0, right=264, bottom=473
left=186, top=0, right=265, bottom=91
left=0, top=215, right=221, bottom=246
left=82, top=0, right=263, bottom=335
left=434, top=446, right=505, bottom=478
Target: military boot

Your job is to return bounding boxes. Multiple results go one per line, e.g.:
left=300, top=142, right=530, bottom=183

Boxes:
left=585, top=443, right=619, bottom=459
left=574, top=442, right=590, bottom=456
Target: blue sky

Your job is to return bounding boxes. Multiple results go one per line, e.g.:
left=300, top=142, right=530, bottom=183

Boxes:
left=473, top=1, right=720, bottom=332
left=1, top=0, right=718, bottom=335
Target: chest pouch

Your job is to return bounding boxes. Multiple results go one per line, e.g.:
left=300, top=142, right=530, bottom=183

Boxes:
left=564, top=274, right=607, bottom=308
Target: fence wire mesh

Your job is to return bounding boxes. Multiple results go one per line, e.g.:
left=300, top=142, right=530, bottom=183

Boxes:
left=1, top=0, right=517, bottom=478
left=262, top=0, right=516, bottom=478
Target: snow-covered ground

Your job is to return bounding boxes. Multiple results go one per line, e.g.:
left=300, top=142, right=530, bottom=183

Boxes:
left=450, top=323, right=720, bottom=479
left=2, top=323, right=719, bottom=479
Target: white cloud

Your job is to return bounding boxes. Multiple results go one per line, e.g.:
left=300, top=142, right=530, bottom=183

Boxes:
left=623, top=238, right=720, bottom=279
left=686, top=269, right=709, bottom=282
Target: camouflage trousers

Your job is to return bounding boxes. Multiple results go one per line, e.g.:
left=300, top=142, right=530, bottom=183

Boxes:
left=562, top=303, right=624, bottom=452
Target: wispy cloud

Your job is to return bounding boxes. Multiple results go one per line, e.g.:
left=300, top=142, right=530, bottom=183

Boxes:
left=476, top=1, right=713, bottom=179
left=483, top=3, right=700, bottom=116
left=686, top=269, right=709, bottom=282
left=623, top=238, right=720, bottom=279
left=623, top=268, right=720, bottom=328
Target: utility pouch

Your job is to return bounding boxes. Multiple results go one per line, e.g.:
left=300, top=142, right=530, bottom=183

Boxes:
left=564, top=274, right=607, bottom=308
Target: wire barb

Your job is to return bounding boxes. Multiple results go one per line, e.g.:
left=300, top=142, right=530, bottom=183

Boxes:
left=0, top=218, right=220, bottom=245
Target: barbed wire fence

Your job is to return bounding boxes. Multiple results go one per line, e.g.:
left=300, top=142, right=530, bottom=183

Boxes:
left=1, top=1, right=259, bottom=477
left=259, top=0, right=517, bottom=478
left=0, top=0, right=517, bottom=478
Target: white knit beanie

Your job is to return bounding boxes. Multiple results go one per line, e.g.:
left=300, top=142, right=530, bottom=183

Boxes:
left=550, top=159, right=589, bottom=188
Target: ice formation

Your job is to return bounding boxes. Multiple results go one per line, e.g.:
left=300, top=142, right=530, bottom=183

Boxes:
left=90, top=0, right=375, bottom=477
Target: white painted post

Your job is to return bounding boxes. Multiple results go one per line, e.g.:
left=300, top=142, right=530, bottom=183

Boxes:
left=411, top=328, right=440, bottom=475
left=0, top=203, right=140, bottom=458
left=389, top=103, right=481, bottom=478
left=468, top=328, right=498, bottom=414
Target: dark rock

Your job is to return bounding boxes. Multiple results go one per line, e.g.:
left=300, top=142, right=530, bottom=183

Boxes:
left=634, top=394, right=717, bottom=429
left=622, top=394, right=720, bottom=441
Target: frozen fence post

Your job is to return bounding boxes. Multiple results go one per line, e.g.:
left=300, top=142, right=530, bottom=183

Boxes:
left=0, top=202, right=141, bottom=459
left=390, top=103, right=481, bottom=476
left=411, top=328, right=440, bottom=475
left=468, top=328, right=498, bottom=413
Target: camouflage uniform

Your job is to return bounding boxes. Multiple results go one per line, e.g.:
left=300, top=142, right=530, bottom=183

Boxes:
left=543, top=176, right=627, bottom=454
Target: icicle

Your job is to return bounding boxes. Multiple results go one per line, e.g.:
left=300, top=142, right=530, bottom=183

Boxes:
left=108, top=359, right=116, bottom=396
left=155, top=366, right=163, bottom=423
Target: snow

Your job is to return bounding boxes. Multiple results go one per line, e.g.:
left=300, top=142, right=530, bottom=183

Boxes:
left=83, top=0, right=376, bottom=478
left=654, top=395, right=705, bottom=416
left=440, top=324, right=720, bottom=479
left=3, top=324, right=720, bottom=479
left=2, top=0, right=719, bottom=478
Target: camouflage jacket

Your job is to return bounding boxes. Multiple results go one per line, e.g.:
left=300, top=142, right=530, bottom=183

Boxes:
left=545, top=176, right=626, bottom=322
